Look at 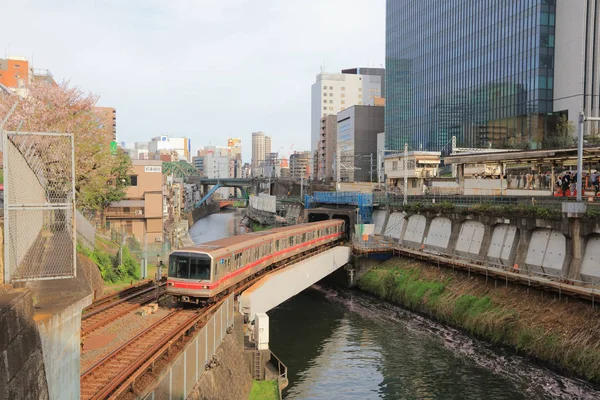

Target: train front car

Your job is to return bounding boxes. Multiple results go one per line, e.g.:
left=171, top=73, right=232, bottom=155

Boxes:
left=166, top=250, right=215, bottom=304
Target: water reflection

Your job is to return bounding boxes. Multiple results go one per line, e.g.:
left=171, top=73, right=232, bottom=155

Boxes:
left=189, top=209, right=246, bottom=244
left=269, top=286, right=600, bottom=400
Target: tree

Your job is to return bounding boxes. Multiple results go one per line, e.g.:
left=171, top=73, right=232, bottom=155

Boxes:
left=0, top=81, right=131, bottom=211
left=543, top=115, right=576, bottom=149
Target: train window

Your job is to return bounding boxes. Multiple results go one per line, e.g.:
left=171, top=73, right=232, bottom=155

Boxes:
left=169, top=253, right=211, bottom=280
left=275, top=241, right=280, bottom=251
left=302, top=233, right=306, bottom=242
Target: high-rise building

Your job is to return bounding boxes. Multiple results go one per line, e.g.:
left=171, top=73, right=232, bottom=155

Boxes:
left=311, top=68, right=384, bottom=155
left=251, top=131, right=272, bottom=177
left=337, top=105, right=385, bottom=182
left=94, top=107, right=117, bottom=139
left=316, top=115, right=338, bottom=180
left=386, top=0, right=600, bottom=152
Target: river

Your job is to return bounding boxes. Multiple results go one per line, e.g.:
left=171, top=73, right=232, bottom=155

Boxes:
left=190, top=211, right=600, bottom=400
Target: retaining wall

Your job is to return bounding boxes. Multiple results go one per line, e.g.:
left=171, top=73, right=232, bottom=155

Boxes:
left=373, top=208, right=600, bottom=284
left=0, top=289, right=49, bottom=400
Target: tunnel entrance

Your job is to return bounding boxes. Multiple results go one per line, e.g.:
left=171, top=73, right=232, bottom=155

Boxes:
left=308, top=213, right=329, bottom=223
left=332, top=214, right=352, bottom=238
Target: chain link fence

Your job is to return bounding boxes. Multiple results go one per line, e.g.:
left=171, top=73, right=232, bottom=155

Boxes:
left=3, top=131, right=76, bottom=282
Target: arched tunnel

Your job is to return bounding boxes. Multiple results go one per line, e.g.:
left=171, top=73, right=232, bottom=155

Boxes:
left=305, top=208, right=355, bottom=240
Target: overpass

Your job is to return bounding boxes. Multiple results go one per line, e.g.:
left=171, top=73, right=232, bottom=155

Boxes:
left=240, top=246, right=351, bottom=347
left=186, top=177, right=254, bottom=207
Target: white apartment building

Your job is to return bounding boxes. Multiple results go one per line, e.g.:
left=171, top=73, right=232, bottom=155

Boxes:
left=311, top=71, right=383, bottom=155
left=148, top=136, right=192, bottom=162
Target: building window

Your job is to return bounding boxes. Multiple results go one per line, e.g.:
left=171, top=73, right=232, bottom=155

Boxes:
left=14, top=64, right=20, bottom=68
left=341, top=93, right=345, bottom=98
left=340, top=107, right=345, bottom=110
left=341, top=100, right=345, bottom=104
left=329, top=107, right=333, bottom=110
left=329, top=86, right=333, bottom=90
left=323, top=100, right=327, bottom=104
left=323, top=85, right=327, bottom=89
left=392, top=161, right=398, bottom=171
left=329, top=100, right=333, bottom=104
left=358, top=95, right=362, bottom=99
left=358, top=101, right=363, bottom=105
left=358, top=88, right=362, bottom=91
left=341, top=87, right=345, bottom=91
left=130, top=175, right=138, bottom=186
left=323, top=107, right=327, bottom=110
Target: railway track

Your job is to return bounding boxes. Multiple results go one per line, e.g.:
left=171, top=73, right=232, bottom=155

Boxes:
left=80, top=303, right=219, bottom=400
left=82, top=281, right=165, bottom=338
left=79, top=243, right=339, bottom=399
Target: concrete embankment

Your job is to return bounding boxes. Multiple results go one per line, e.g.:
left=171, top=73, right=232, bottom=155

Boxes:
left=357, top=257, right=600, bottom=383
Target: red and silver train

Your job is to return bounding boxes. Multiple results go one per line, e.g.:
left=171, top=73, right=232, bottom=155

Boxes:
left=166, top=219, right=345, bottom=303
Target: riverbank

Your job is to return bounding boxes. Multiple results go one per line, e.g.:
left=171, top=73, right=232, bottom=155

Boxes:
left=357, top=257, right=600, bottom=383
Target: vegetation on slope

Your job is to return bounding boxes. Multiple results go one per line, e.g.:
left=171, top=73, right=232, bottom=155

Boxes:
left=357, top=258, right=600, bottom=382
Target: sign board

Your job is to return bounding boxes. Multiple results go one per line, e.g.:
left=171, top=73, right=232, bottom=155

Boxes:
left=145, top=166, right=162, bottom=173
left=110, top=141, right=118, bottom=155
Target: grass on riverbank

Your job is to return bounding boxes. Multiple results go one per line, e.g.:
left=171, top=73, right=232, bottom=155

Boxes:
left=357, top=258, right=600, bottom=383
left=248, top=380, right=279, bottom=400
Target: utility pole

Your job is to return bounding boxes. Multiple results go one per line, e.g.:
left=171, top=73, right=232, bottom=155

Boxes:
left=370, top=153, right=373, bottom=186
left=577, top=112, right=585, bottom=202
left=336, top=150, right=341, bottom=191
left=377, top=150, right=381, bottom=189
left=404, top=143, right=408, bottom=206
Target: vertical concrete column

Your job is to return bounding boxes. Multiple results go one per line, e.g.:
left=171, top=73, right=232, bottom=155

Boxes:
left=478, top=220, right=494, bottom=259
left=458, top=164, right=465, bottom=195
left=448, top=215, right=464, bottom=255
left=398, top=211, right=410, bottom=244
left=550, top=162, right=556, bottom=195
left=513, top=227, right=532, bottom=271
left=567, top=218, right=585, bottom=280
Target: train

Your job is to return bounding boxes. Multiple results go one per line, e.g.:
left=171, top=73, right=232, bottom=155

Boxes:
left=166, top=219, right=346, bottom=304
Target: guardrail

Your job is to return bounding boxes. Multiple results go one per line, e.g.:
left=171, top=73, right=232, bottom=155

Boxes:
left=353, top=236, right=600, bottom=307
left=270, top=350, right=288, bottom=398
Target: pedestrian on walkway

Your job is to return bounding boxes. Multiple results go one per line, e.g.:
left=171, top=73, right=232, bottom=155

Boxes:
left=517, top=173, right=522, bottom=189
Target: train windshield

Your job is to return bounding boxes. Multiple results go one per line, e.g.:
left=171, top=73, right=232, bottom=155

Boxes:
left=168, top=252, right=212, bottom=281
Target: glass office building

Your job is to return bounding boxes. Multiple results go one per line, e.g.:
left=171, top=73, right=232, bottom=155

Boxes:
left=385, top=0, right=558, bottom=152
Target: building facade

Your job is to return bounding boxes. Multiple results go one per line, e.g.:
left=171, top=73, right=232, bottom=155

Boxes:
left=316, top=115, right=338, bottom=181
left=251, top=131, right=272, bottom=177
left=94, top=107, right=117, bottom=139
left=385, top=0, right=600, bottom=153
left=106, top=160, right=164, bottom=244
left=290, top=151, right=311, bottom=181
left=337, top=105, right=385, bottom=182
left=311, top=69, right=384, bottom=155
left=148, top=136, right=191, bottom=162
left=385, top=151, right=441, bottom=194
left=0, top=57, right=30, bottom=96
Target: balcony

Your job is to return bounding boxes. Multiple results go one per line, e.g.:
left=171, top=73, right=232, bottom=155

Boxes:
left=106, top=200, right=145, bottom=219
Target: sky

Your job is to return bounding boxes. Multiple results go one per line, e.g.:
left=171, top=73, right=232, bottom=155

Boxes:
left=1, top=0, right=384, bottom=162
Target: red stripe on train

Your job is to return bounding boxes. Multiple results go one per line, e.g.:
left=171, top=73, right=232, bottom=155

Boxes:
left=169, top=231, right=343, bottom=290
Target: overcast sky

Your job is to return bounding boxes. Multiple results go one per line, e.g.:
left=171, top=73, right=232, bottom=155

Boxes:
left=1, top=0, right=384, bottom=162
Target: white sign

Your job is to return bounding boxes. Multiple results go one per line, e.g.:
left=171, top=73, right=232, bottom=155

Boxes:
left=145, top=166, right=162, bottom=173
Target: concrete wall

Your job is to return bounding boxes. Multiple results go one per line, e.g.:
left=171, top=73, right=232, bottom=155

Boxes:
left=373, top=207, right=599, bottom=283
left=0, top=289, right=49, bottom=399
left=372, top=209, right=388, bottom=235
left=36, top=294, right=91, bottom=400
left=383, top=211, right=406, bottom=239
left=249, top=194, right=276, bottom=213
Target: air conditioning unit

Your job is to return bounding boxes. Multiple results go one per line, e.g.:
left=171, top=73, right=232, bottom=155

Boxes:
left=155, top=237, right=163, bottom=242
left=134, top=210, right=143, bottom=215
